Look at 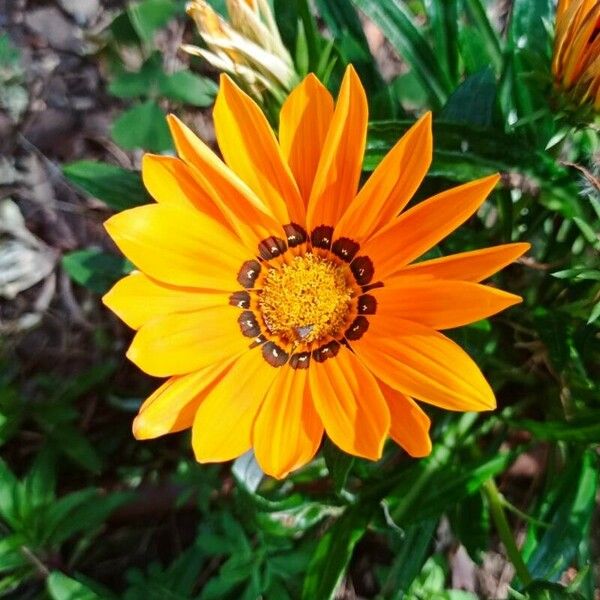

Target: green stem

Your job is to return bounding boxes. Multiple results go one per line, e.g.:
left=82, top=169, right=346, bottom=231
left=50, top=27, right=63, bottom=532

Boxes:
left=483, top=478, right=533, bottom=587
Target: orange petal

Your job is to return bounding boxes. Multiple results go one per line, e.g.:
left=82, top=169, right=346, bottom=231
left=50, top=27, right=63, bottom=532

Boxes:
left=351, top=316, right=495, bottom=411
left=104, top=204, right=248, bottom=289
left=379, top=382, right=432, bottom=457
left=142, top=154, right=227, bottom=227
left=306, top=66, right=368, bottom=232
left=103, top=272, right=229, bottom=330
left=214, top=75, right=304, bottom=224
left=279, top=73, right=334, bottom=206
left=192, top=350, right=279, bottom=463
left=253, top=367, right=323, bottom=478
left=372, top=279, right=522, bottom=329
left=167, top=114, right=282, bottom=251
left=396, top=242, right=530, bottom=282
left=308, top=345, right=390, bottom=460
left=132, top=358, right=236, bottom=439
left=362, top=174, right=500, bottom=280
left=126, top=306, right=248, bottom=377
left=335, top=112, right=432, bottom=242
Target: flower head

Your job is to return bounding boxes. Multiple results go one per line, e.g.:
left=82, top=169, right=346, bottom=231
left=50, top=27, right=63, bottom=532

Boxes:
left=552, top=0, right=600, bottom=111
left=183, top=0, right=297, bottom=102
left=103, top=67, right=529, bottom=479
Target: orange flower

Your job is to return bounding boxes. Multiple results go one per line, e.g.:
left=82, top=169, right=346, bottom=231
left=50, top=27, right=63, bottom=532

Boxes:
left=103, top=67, right=529, bottom=479
left=553, top=0, right=600, bottom=110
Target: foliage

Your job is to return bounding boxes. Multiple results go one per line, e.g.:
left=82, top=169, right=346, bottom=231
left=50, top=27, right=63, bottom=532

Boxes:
left=2, top=0, right=599, bottom=598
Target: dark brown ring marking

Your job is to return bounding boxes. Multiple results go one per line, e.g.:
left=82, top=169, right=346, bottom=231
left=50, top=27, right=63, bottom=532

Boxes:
left=258, top=236, right=287, bottom=260
left=331, top=237, right=360, bottom=263
left=283, top=223, right=308, bottom=248
left=249, top=334, right=267, bottom=349
left=290, top=351, right=311, bottom=369
left=344, top=316, right=369, bottom=341
left=357, top=294, right=377, bottom=315
left=237, top=260, right=261, bottom=289
left=238, top=310, right=261, bottom=338
left=262, top=341, right=289, bottom=367
left=229, top=291, right=251, bottom=309
left=312, top=340, right=341, bottom=363
left=351, top=256, right=374, bottom=286
left=311, top=225, right=334, bottom=250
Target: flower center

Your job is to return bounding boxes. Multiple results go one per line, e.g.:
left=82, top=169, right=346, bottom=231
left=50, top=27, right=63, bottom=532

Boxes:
left=259, top=253, right=355, bottom=344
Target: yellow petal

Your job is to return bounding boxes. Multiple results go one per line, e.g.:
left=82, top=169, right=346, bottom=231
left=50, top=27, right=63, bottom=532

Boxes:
left=279, top=73, right=334, bottom=206
left=379, top=382, right=432, bottom=458
left=308, top=344, right=390, bottom=460
left=335, top=112, right=432, bottom=242
left=104, top=204, right=249, bottom=289
left=127, top=306, right=249, bottom=377
left=103, top=272, right=229, bottom=330
left=192, top=350, right=280, bottom=462
left=396, top=242, right=530, bottom=282
left=306, top=66, right=368, bottom=232
left=214, top=74, right=304, bottom=224
left=132, top=359, right=236, bottom=439
left=351, top=316, right=496, bottom=412
left=363, top=174, right=500, bottom=280
left=253, top=367, right=323, bottom=478
left=167, top=114, right=282, bottom=251
left=372, top=279, right=522, bottom=329
left=142, top=154, right=227, bottom=227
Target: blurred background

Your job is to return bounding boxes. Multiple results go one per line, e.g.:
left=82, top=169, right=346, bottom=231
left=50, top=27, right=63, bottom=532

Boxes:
left=0, top=0, right=598, bottom=598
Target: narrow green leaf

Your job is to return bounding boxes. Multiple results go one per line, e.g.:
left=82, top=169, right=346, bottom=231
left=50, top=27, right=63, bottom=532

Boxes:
left=62, top=161, right=148, bottom=211
left=47, top=571, right=103, bottom=600
left=322, top=439, right=354, bottom=494
left=62, top=249, right=131, bottom=294
left=352, top=0, right=452, bottom=109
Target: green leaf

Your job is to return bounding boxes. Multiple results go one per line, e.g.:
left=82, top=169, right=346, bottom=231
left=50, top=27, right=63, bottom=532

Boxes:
left=301, top=503, right=374, bottom=600
left=127, top=0, right=179, bottom=42
left=62, top=249, right=132, bottom=294
left=351, top=0, right=452, bottom=109
left=510, top=417, right=600, bottom=444
left=524, top=451, right=598, bottom=582
left=111, top=100, right=173, bottom=152
left=522, top=580, right=587, bottom=600
left=108, top=54, right=164, bottom=99
left=47, top=571, right=103, bottom=600
left=441, top=68, right=497, bottom=127
left=62, top=161, right=148, bottom=211
left=461, top=0, right=502, bottom=71
left=159, top=71, right=218, bottom=107
left=322, top=439, right=354, bottom=494
left=425, top=0, right=459, bottom=85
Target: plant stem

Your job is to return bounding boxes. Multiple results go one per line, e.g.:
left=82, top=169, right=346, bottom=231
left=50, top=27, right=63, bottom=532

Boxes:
left=483, top=478, right=533, bottom=587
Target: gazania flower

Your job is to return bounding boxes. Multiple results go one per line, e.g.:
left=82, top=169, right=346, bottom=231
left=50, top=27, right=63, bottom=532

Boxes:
left=183, top=0, right=297, bottom=102
left=552, top=0, right=600, bottom=110
left=103, top=67, right=529, bottom=479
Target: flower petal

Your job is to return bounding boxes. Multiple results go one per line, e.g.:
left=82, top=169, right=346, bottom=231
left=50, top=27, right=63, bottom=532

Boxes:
left=104, top=204, right=249, bottom=289
left=192, top=350, right=279, bottom=462
left=132, top=359, right=236, bottom=439
left=142, top=154, right=227, bottom=227
left=279, top=73, right=334, bottom=206
left=214, top=74, right=304, bottom=224
left=306, top=66, right=368, bottom=232
left=103, top=272, right=229, bottom=330
left=253, top=367, right=323, bottom=478
left=167, top=114, right=282, bottom=250
left=127, top=306, right=248, bottom=377
left=308, top=345, right=390, bottom=460
left=335, top=112, right=432, bottom=242
left=379, top=382, right=432, bottom=458
left=362, top=174, right=500, bottom=280
left=372, top=279, right=522, bottom=329
left=351, top=316, right=495, bottom=412
left=396, top=242, right=530, bottom=282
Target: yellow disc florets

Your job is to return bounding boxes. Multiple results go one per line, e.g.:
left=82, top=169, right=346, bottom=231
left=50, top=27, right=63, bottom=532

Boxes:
left=259, top=253, right=355, bottom=344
